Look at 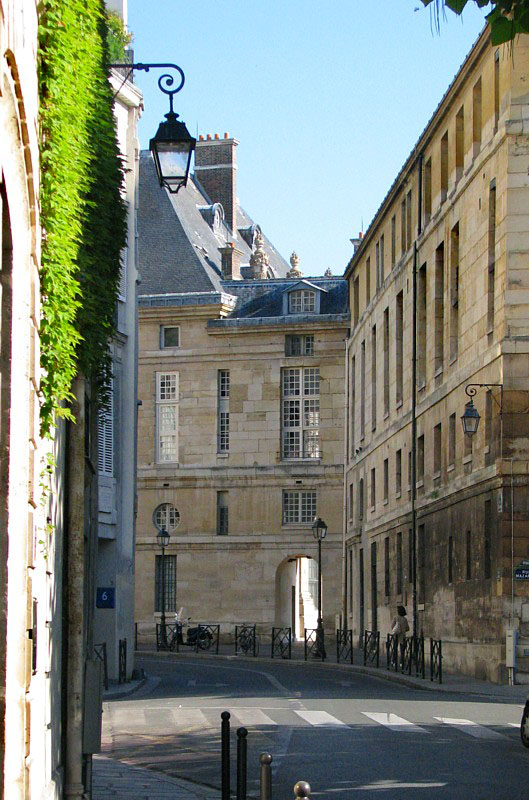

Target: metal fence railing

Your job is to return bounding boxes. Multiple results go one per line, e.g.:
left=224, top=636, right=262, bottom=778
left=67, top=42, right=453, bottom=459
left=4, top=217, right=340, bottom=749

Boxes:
left=271, top=627, right=292, bottom=659
left=336, top=629, right=354, bottom=664
left=363, top=630, right=380, bottom=667
left=235, top=625, right=258, bottom=657
left=118, top=638, right=127, bottom=684
left=94, top=642, right=108, bottom=690
left=304, top=628, right=326, bottom=661
left=430, top=638, right=442, bottom=684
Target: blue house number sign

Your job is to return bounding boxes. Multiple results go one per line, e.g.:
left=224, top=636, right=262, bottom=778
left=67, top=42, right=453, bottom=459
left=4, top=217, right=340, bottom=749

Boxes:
left=96, top=587, right=115, bottom=608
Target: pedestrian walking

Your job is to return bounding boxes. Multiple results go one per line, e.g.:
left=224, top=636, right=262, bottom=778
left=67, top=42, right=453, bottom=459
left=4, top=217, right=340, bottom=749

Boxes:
left=390, top=605, right=409, bottom=668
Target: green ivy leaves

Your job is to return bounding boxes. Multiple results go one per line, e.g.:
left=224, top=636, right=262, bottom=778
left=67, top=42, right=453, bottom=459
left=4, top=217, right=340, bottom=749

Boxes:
left=38, top=0, right=127, bottom=433
left=420, top=0, right=529, bottom=43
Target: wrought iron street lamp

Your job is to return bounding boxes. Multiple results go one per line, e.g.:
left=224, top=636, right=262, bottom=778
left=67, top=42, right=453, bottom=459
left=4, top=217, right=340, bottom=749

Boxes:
left=156, top=527, right=171, bottom=648
left=109, top=61, right=196, bottom=192
left=461, top=383, right=503, bottom=443
left=311, top=517, right=327, bottom=661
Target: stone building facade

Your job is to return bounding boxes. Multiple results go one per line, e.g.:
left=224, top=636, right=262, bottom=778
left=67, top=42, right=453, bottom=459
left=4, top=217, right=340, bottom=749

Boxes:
left=344, top=30, right=529, bottom=683
left=95, top=54, right=142, bottom=684
left=135, top=140, right=348, bottom=641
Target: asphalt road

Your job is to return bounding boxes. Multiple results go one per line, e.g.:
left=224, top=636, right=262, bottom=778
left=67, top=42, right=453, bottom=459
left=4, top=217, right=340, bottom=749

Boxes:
left=102, top=656, right=529, bottom=799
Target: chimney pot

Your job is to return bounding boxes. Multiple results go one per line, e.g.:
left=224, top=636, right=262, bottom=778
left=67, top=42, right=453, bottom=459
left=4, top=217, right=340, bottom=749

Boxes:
left=199, top=135, right=204, bottom=141
left=207, top=134, right=212, bottom=141
left=215, top=133, right=219, bottom=140
left=224, top=132, right=229, bottom=139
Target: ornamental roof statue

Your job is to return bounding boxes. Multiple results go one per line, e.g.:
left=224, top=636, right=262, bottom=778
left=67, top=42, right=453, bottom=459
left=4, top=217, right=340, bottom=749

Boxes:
left=286, top=251, right=303, bottom=279
left=249, top=230, right=270, bottom=279
left=324, top=267, right=333, bottom=277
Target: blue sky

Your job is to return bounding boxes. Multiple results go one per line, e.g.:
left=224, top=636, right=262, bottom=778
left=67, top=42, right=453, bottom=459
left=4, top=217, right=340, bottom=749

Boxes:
left=127, top=1, right=491, bottom=277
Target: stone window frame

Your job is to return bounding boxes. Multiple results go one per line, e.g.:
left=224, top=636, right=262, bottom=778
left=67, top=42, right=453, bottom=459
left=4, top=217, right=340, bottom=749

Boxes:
left=160, top=325, right=180, bottom=349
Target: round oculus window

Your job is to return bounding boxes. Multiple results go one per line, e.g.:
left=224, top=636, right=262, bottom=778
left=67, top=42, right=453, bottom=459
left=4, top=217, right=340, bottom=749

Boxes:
left=153, top=503, right=181, bottom=532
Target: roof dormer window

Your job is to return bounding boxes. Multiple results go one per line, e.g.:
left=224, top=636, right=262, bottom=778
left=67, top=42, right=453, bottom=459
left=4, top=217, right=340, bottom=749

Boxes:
left=289, top=289, right=315, bottom=314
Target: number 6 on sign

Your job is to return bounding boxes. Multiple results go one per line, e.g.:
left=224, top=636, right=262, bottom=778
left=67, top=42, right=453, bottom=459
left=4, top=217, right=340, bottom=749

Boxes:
left=96, top=587, right=115, bottom=608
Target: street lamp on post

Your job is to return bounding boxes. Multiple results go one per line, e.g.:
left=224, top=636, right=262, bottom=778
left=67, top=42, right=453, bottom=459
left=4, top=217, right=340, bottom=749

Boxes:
left=311, top=517, right=327, bottom=660
left=109, top=61, right=196, bottom=192
left=156, top=528, right=171, bottom=648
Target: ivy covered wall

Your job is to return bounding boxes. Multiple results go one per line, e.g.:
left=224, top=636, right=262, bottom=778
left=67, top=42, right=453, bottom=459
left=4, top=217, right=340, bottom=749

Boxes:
left=38, top=0, right=127, bottom=433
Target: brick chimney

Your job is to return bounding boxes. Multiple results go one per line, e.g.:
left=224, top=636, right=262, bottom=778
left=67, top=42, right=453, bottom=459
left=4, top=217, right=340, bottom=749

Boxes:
left=218, top=243, right=243, bottom=281
left=195, top=133, right=239, bottom=233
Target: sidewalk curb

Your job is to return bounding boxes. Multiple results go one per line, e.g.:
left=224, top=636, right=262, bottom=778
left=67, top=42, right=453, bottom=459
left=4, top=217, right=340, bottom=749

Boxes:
left=103, top=675, right=147, bottom=702
left=135, top=649, right=527, bottom=702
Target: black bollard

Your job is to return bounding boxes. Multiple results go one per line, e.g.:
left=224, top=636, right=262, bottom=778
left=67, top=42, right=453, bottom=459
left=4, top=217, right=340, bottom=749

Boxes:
left=259, top=753, right=272, bottom=800
left=294, top=781, right=311, bottom=799
left=236, top=727, right=248, bottom=800
left=221, top=711, right=231, bottom=800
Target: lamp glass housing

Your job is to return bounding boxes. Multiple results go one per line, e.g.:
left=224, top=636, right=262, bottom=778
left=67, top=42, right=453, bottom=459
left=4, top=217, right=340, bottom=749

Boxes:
left=157, top=528, right=170, bottom=549
left=312, top=517, right=328, bottom=541
left=461, top=399, right=481, bottom=437
left=149, top=113, right=196, bottom=193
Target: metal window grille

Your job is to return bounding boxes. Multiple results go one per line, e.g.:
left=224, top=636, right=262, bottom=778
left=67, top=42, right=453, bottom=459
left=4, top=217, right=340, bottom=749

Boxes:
left=97, top=379, right=113, bottom=475
left=282, top=490, right=316, bottom=524
left=218, top=371, right=230, bottom=452
left=217, top=492, right=229, bottom=535
left=155, top=554, right=177, bottom=612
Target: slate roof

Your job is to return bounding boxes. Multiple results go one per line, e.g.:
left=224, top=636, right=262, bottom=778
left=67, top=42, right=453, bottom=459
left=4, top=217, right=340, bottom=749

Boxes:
left=219, top=278, right=348, bottom=319
left=138, top=151, right=290, bottom=296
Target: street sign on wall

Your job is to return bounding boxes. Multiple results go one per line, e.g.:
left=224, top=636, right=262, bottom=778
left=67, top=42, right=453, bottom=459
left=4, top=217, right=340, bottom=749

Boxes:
left=514, top=561, right=529, bottom=581
left=96, top=587, right=115, bottom=608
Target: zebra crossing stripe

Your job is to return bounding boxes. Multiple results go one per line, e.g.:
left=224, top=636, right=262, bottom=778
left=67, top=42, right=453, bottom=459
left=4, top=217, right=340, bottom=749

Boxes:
left=434, top=717, right=506, bottom=740
left=230, top=709, right=277, bottom=727
left=361, top=712, right=429, bottom=732
left=171, top=708, right=210, bottom=729
left=294, top=710, right=348, bottom=727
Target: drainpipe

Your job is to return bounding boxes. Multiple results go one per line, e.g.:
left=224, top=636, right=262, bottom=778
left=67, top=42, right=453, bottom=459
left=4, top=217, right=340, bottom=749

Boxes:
left=341, top=334, right=350, bottom=628
left=412, top=153, right=424, bottom=640
left=64, top=376, right=86, bottom=800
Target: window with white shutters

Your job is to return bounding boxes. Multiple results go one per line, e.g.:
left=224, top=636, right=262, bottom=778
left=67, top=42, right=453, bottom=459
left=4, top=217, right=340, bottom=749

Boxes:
left=118, top=249, right=127, bottom=301
left=281, top=367, right=320, bottom=459
left=156, top=372, right=178, bottom=463
left=98, top=380, right=114, bottom=475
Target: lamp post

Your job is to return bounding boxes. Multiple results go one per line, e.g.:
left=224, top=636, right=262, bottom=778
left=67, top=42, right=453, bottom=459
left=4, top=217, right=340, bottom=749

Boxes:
left=109, top=61, right=196, bottom=192
left=156, top=528, right=171, bottom=648
left=311, top=517, right=327, bottom=660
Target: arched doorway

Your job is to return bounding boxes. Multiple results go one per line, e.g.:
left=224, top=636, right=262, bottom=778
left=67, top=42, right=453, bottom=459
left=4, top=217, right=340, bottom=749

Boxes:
left=275, top=555, right=319, bottom=640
